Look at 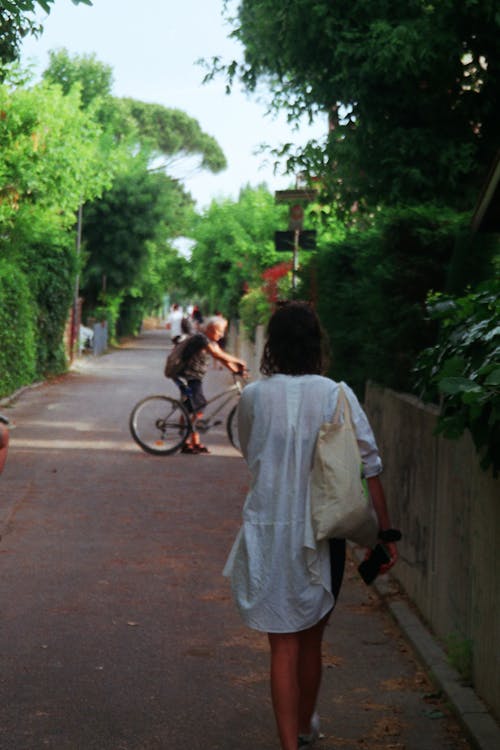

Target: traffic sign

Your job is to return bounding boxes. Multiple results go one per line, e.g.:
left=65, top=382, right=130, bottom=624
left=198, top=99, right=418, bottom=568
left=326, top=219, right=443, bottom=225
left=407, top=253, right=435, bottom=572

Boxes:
left=289, top=203, right=304, bottom=231
left=275, top=189, right=318, bottom=204
left=274, top=230, right=317, bottom=251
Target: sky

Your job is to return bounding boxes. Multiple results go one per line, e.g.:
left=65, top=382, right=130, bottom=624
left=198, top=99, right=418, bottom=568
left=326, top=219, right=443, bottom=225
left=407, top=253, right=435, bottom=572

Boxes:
left=20, top=0, right=327, bottom=210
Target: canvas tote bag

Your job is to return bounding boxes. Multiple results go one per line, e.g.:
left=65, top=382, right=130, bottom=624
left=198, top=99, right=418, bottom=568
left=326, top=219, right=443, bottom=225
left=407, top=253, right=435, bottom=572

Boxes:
left=310, top=386, right=378, bottom=546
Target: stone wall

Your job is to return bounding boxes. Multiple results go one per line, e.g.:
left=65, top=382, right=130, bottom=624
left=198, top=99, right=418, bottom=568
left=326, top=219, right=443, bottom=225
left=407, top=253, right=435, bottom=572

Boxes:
left=364, top=383, right=500, bottom=721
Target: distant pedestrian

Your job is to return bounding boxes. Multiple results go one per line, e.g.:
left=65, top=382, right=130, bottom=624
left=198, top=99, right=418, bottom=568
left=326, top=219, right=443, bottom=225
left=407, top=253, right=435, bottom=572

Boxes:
left=166, top=304, right=183, bottom=344
left=192, top=305, right=203, bottom=328
left=223, top=300, right=398, bottom=750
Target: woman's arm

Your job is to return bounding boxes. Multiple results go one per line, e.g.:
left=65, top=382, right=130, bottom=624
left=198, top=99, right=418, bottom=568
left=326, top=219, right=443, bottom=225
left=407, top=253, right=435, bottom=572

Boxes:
left=341, top=383, right=399, bottom=571
left=367, top=475, right=399, bottom=571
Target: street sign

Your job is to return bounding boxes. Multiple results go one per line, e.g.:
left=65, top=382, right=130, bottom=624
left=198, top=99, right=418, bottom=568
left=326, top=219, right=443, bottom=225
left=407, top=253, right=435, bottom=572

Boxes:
left=274, top=230, right=317, bottom=251
left=275, top=189, right=318, bottom=204
left=289, top=203, right=304, bottom=231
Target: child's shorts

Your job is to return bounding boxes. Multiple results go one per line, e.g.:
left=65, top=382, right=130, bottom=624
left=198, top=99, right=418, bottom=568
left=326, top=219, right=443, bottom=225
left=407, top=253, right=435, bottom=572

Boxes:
left=180, top=379, right=207, bottom=413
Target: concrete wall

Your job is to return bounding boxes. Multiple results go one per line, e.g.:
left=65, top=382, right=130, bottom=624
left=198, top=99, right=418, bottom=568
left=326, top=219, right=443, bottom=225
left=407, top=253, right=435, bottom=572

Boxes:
left=364, top=383, right=500, bottom=721
left=227, top=322, right=265, bottom=379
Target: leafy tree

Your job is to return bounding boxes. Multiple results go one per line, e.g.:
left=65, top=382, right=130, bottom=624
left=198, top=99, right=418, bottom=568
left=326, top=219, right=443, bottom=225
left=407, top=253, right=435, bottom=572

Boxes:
left=0, top=77, right=111, bottom=228
left=42, top=47, right=113, bottom=109
left=413, top=278, right=500, bottom=476
left=189, top=185, right=286, bottom=317
left=212, top=0, right=500, bottom=210
left=0, top=70, right=112, bottom=380
left=122, top=99, right=226, bottom=175
left=81, top=160, right=192, bottom=317
left=43, top=51, right=227, bottom=177
left=41, top=49, right=227, bottom=335
left=0, top=1, right=92, bottom=71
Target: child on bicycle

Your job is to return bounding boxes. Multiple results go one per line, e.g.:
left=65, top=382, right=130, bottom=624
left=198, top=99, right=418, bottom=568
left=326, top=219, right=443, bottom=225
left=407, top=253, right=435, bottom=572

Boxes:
left=176, top=317, right=247, bottom=454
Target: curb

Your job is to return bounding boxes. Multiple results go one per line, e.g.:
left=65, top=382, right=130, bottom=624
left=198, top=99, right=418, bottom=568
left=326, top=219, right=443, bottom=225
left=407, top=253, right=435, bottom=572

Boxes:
left=0, top=381, right=44, bottom=409
left=0, top=357, right=93, bottom=410
left=351, top=546, right=500, bottom=750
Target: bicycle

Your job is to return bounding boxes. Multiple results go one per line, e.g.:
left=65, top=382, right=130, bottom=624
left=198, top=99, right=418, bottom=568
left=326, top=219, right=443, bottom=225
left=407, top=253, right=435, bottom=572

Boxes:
left=129, top=372, right=245, bottom=456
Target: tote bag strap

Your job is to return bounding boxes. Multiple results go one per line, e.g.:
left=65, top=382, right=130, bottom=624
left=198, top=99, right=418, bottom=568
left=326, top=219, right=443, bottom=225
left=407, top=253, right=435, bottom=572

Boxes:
left=331, top=384, right=352, bottom=427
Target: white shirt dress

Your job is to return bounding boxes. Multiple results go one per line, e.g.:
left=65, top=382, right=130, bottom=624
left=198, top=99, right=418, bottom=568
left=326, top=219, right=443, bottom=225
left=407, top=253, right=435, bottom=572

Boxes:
left=223, top=374, right=382, bottom=634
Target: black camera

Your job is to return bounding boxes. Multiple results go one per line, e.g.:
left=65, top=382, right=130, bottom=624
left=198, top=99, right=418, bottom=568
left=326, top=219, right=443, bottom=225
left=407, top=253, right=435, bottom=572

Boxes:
left=357, top=529, right=401, bottom=585
left=358, top=544, right=391, bottom=584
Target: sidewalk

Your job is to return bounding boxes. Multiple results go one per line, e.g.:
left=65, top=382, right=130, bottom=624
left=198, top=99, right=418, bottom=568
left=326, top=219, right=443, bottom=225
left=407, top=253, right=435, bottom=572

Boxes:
left=352, top=550, right=500, bottom=750
left=364, top=557, right=500, bottom=750
left=0, top=331, right=497, bottom=749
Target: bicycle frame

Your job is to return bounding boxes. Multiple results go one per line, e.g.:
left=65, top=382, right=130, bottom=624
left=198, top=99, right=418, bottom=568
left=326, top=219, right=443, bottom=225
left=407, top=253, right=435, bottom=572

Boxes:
left=194, top=375, right=243, bottom=433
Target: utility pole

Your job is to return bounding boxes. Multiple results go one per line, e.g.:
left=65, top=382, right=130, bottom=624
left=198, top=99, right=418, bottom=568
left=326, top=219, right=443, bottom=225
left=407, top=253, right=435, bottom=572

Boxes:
left=70, top=203, right=83, bottom=363
left=274, top=188, right=317, bottom=292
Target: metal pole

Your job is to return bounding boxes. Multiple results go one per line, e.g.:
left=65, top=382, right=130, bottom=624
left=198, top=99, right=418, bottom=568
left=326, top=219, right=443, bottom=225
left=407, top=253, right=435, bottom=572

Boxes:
left=71, top=204, right=83, bottom=363
left=292, top=228, right=300, bottom=292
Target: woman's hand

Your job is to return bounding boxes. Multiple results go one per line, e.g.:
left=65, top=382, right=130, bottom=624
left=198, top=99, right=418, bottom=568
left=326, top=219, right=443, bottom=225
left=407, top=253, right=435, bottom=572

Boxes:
left=379, top=541, right=398, bottom=574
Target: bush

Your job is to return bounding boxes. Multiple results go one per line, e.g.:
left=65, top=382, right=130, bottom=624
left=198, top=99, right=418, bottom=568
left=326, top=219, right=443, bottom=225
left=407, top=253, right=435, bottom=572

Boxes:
left=413, top=279, right=500, bottom=476
left=238, top=288, right=272, bottom=342
left=26, top=243, right=76, bottom=376
left=313, top=205, right=466, bottom=397
left=117, top=295, right=146, bottom=337
left=0, top=261, right=36, bottom=397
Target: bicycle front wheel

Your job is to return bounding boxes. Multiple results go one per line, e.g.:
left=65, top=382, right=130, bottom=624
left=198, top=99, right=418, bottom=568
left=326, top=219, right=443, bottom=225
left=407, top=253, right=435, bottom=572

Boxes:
left=130, top=396, right=190, bottom=455
left=226, top=404, right=242, bottom=453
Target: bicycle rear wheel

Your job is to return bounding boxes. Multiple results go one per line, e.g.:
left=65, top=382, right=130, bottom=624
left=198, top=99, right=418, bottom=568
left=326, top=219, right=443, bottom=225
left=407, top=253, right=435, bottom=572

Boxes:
left=130, top=396, right=190, bottom=455
left=226, top=404, right=242, bottom=453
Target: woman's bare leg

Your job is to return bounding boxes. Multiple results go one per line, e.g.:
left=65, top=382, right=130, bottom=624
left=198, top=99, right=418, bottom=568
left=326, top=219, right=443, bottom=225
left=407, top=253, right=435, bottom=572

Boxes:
left=268, top=632, right=300, bottom=750
left=297, top=616, right=328, bottom=734
left=268, top=616, right=329, bottom=749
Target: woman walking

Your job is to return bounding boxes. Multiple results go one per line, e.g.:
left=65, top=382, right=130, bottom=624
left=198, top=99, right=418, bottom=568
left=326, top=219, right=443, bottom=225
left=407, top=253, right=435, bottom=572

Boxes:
left=223, top=301, right=398, bottom=749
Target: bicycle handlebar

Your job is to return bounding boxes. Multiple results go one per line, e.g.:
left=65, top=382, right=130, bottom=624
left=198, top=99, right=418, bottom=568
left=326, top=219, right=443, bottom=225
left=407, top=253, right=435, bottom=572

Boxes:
left=232, top=368, right=249, bottom=381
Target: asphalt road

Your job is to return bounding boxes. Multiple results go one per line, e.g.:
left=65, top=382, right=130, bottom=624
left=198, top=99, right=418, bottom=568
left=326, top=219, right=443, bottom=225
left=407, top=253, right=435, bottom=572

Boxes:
left=0, top=330, right=472, bottom=750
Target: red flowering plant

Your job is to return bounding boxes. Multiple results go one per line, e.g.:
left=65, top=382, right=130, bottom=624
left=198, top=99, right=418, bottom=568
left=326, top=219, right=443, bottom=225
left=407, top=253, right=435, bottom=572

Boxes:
left=239, top=261, right=293, bottom=342
left=262, top=261, right=293, bottom=304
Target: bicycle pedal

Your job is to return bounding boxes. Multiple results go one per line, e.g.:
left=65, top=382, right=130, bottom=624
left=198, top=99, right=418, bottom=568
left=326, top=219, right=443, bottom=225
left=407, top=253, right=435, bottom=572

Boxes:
left=213, top=420, right=222, bottom=427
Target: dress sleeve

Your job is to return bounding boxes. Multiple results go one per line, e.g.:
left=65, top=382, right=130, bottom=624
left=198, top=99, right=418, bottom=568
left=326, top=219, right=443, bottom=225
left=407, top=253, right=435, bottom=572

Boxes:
left=237, top=384, right=255, bottom=460
left=341, top=382, right=383, bottom=478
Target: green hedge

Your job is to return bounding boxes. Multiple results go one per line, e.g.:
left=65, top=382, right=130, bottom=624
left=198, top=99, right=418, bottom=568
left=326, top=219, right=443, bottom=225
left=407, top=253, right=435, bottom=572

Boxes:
left=311, top=206, right=467, bottom=397
left=26, top=244, right=76, bottom=376
left=0, top=261, right=37, bottom=397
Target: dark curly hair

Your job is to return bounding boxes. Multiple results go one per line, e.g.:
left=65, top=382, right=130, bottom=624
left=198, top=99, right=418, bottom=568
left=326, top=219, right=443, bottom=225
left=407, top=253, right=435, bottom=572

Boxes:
left=260, top=300, right=327, bottom=376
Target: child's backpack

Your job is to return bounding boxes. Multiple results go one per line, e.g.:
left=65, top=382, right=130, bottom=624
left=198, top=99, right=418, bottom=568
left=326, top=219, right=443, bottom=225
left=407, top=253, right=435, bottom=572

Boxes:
left=181, top=315, right=194, bottom=335
left=164, top=333, right=207, bottom=379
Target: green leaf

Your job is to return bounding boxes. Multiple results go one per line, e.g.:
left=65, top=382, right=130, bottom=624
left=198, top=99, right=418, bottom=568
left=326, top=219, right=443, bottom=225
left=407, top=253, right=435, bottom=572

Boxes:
left=439, top=356, right=467, bottom=378
left=438, top=377, right=481, bottom=395
left=484, top=368, right=500, bottom=386
left=484, top=326, right=500, bottom=342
